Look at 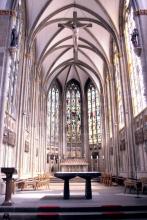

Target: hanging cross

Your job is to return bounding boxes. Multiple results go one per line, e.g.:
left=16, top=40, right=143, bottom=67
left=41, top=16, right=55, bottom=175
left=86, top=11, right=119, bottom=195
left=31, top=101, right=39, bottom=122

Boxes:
left=58, top=11, right=92, bottom=61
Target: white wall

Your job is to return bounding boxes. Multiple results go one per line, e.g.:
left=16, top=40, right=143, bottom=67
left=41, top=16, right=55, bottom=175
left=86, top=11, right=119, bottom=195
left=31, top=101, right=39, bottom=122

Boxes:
left=0, top=0, right=7, bottom=9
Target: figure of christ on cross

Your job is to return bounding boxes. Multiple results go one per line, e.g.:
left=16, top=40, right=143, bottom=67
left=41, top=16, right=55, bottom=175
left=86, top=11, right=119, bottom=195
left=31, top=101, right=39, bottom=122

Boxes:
left=58, top=11, right=92, bottom=61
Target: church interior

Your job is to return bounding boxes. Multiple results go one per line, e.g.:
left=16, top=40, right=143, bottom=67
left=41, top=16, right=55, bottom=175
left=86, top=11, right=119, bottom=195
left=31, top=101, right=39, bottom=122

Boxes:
left=0, top=0, right=147, bottom=214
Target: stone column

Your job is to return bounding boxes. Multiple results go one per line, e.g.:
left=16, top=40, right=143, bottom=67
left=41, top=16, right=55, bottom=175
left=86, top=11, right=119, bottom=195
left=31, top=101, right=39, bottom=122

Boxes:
left=103, top=77, right=111, bottom=172
left=62, top=91, right=66, bottom=158
left=109, top=67, right=120, bottom=176
left=16, top=52, right=32, bottom=177
left=0, top=10, right=15, bottom=167
left=107, top=73, right=116, bottom=175
left=15, top=51, right=29, bottom=176
left=42, top=93, right=47, bottom=172
left=59, top=88, right=63, bottom=164
left=82, top=91, right=89, bottom=160
left=119, top=35, right=137, bottom=178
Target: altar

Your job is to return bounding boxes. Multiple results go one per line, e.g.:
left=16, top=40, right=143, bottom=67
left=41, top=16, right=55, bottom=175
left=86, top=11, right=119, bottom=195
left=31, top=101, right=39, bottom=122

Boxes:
left=60, top=158, right=88, bottom=172
left=54, top=171, right=101, bottom=199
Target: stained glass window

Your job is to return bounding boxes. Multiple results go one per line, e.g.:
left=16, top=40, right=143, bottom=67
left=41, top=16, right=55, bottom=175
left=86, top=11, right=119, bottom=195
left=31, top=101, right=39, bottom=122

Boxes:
left=113, top=44, right=124, bottom=129
left=6, top=1, right=23, bottom=118
left=47, top=82, right=60, bottom=157
left=87, top=82, right=102, bottom=145
left=66, top=80, right=81, bottom=157
left=124, top=6, right=146, bottom=116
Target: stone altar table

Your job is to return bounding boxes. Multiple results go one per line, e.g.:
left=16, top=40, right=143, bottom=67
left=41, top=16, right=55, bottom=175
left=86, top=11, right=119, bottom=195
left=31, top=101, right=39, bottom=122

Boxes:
left=54, top=171, right=101, bottom=199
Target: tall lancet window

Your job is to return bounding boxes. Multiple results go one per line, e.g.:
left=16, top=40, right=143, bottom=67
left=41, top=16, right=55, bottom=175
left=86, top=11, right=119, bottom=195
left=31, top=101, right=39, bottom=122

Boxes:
left=47, top=82, right=60, bottom=158
left=6, top=0, right=23, bottom=118
left=87, top=82, right=102, bottom=147
left=66, top=80, right=82, bottom=158
left=124, top=6, right=146, bottom=116
left=113, top=44, right=124, bottom=129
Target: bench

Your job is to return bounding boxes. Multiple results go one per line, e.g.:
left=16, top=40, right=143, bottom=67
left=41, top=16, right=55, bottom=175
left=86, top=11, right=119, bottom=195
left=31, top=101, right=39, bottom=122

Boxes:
left=100, top=173, right=112, bottom=186
left=13, top=178, right=37, bottom=192
left=35, top=173, right=50, bottom=189
left=124, top=178, right=138, bottom=193
left=13, top=173, right=50, bottom=192
left=140, top=177, right=147, bottom=193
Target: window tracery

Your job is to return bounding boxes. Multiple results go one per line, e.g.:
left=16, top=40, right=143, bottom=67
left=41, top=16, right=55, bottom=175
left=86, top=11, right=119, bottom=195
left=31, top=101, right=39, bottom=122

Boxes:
left=87, top=82, right=102, bottom=147
left=6, top=1, right=23, bottom=118
left=124, top=6, right=146, bottom=116
left=66, top=80, right=82, bottom=157
left=47, top=82, right=60, bottom=157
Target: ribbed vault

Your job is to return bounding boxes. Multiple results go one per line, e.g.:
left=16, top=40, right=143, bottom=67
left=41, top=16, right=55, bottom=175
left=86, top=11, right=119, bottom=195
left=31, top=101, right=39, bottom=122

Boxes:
left=25, top=0, right=121, bottom=91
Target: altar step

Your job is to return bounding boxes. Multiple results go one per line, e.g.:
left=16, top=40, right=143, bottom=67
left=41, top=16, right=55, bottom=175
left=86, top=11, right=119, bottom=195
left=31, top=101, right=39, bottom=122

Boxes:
left=50, top=176, right=99, bottom=183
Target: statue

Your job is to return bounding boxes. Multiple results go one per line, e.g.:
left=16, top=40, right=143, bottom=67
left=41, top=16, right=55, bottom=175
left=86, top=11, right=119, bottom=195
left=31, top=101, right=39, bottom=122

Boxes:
left=131, top=28, right=139, bottom=48
left=131, top=28, right=142, bottom=56
left=10, top=28, right=18, bottom=47
left=58, top=11, right=92, bottom=60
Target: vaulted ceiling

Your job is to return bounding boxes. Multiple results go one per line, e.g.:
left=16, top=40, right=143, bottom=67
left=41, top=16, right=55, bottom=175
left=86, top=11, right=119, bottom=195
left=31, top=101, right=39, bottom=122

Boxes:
left=25, top=0, right=122, bottom=92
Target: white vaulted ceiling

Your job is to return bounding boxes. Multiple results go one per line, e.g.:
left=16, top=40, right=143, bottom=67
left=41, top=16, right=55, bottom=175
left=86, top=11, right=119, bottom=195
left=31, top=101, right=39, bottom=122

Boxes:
left=25, top=0, right=121, bottom=91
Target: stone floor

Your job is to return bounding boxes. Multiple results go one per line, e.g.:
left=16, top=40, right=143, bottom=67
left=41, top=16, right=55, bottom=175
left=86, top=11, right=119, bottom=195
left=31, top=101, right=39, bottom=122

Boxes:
left=0, top=182, right=147, bottom=207
left=0, top=182, right=147, bottom=219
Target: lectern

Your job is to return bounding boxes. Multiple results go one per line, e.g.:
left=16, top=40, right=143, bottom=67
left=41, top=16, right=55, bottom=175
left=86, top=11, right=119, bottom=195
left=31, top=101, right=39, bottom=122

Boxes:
left=1, top=167, right=17, bottom=206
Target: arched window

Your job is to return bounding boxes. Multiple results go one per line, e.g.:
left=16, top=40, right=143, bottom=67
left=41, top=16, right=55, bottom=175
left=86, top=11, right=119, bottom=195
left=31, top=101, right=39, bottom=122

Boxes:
left=87, top=82, right=102, bottom=147
left=124, top=5, right=146, bottom=116
left=47, top=82, right=60, bottom=158
left=66, top=80, right=82, bottom=158
left=6, top=0, right=23, bottom=118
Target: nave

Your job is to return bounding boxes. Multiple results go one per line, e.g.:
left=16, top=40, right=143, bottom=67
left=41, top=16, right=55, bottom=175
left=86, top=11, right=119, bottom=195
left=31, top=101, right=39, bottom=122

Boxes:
left=0, top=1, right=147, bottom=214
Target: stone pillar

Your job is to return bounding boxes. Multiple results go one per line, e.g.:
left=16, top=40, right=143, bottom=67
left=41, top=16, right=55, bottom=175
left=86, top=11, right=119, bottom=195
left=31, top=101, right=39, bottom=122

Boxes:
left=0, top=10, right=15, bottom=167
left=62, top=91, right=66, bottom=157
left=42, top=93, right=47, bottom=172
left=16, top=52, right=31, bottom=177
left=119, top=35, right=137, bottom=178
left=100, top=93, right=105, bottom=172
left=82, top=91, right=89, bottom=160
left=59, top=88, right=63, bottom=163
left=32, top=75, right=39, bottom=175
left=103, top=77, right=111, bottom=172
left=110, top=69, right=119, bottom=176
left=15, top=51, right=28, bottom=176
left=107, top=72, right=117, bottom=175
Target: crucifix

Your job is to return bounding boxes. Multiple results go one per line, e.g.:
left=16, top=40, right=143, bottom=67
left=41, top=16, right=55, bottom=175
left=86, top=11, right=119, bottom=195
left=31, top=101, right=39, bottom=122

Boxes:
left=58, top=11, right=92, bottom=61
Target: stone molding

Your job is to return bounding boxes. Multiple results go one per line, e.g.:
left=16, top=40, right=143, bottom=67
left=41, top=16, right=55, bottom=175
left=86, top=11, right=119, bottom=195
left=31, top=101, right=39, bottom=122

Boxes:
left=0, top=10, right=16, bottom=16
left=134, top=9, right=147, bottom=16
